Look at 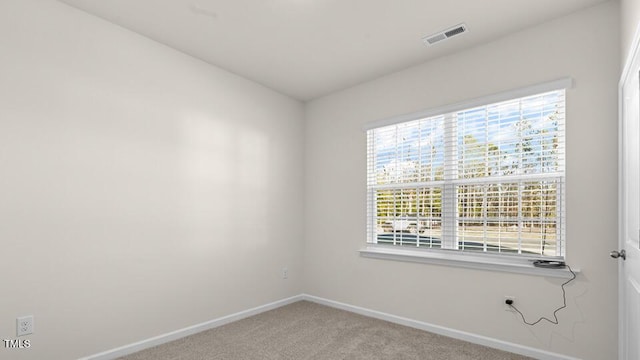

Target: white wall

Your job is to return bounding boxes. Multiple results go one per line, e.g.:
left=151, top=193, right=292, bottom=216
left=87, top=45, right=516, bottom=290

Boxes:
left=304, top=2, right=619, bottom=359
left=621, top=0, right=640, bottom=66
left=0, top=0, right=304, bottom=359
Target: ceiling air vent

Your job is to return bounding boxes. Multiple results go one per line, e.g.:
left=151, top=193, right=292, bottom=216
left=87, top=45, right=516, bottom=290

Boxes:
left=423, top=23, right=467, bottom=46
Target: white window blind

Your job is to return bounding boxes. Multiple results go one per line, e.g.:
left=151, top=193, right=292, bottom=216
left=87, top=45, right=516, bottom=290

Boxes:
left=366, top=88, right=566, bottom=258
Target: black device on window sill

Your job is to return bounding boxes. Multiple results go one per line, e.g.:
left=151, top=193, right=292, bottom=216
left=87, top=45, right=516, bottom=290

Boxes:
left=532, top=260, right=567, bottom=269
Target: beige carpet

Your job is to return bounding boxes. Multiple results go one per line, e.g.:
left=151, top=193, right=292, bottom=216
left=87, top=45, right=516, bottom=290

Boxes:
left=117, top=301, right=533, bottom=360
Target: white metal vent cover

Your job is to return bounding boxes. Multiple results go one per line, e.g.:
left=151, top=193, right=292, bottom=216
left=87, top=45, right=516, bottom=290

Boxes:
left=423, top=23, right=468, bottom=46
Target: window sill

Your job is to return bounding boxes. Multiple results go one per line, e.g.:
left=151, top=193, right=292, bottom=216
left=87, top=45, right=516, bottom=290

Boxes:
left=358, top=245, right=578, bottom=279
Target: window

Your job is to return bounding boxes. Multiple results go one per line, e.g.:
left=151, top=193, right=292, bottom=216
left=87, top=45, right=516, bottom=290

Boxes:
left=366, top=82, right=567, bottom=260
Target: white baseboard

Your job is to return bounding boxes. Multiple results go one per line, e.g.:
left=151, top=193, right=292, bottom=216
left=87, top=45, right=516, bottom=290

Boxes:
left=80, top=293, right=579, bottom=360
left=300, top=294, right=580, bottom=360
left=78, top=294, right=304, bottom=360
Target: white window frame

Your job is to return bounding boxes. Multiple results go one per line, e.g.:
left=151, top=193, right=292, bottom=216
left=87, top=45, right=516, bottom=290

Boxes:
left=360, top=78, right=575, bottom=278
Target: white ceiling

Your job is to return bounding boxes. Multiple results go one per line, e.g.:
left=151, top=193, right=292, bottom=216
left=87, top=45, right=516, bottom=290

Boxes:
left=58, top=0, right=608, bottom=101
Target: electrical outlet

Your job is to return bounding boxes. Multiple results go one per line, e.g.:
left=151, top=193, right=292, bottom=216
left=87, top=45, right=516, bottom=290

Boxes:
left=282, top=267, right=288, bottom=279
left=504, top=296, right=516, bottom=312
left=16, top=316, right=33, bottom=336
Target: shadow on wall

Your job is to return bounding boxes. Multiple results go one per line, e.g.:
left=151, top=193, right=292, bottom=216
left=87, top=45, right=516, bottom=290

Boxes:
left=181, top=113, right=272, bottom=251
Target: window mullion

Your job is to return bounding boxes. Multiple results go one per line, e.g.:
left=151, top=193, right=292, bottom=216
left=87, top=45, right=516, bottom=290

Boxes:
left=517, top=181, right=523, bottom=254
left=442, top=112, right=458, bottom=249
